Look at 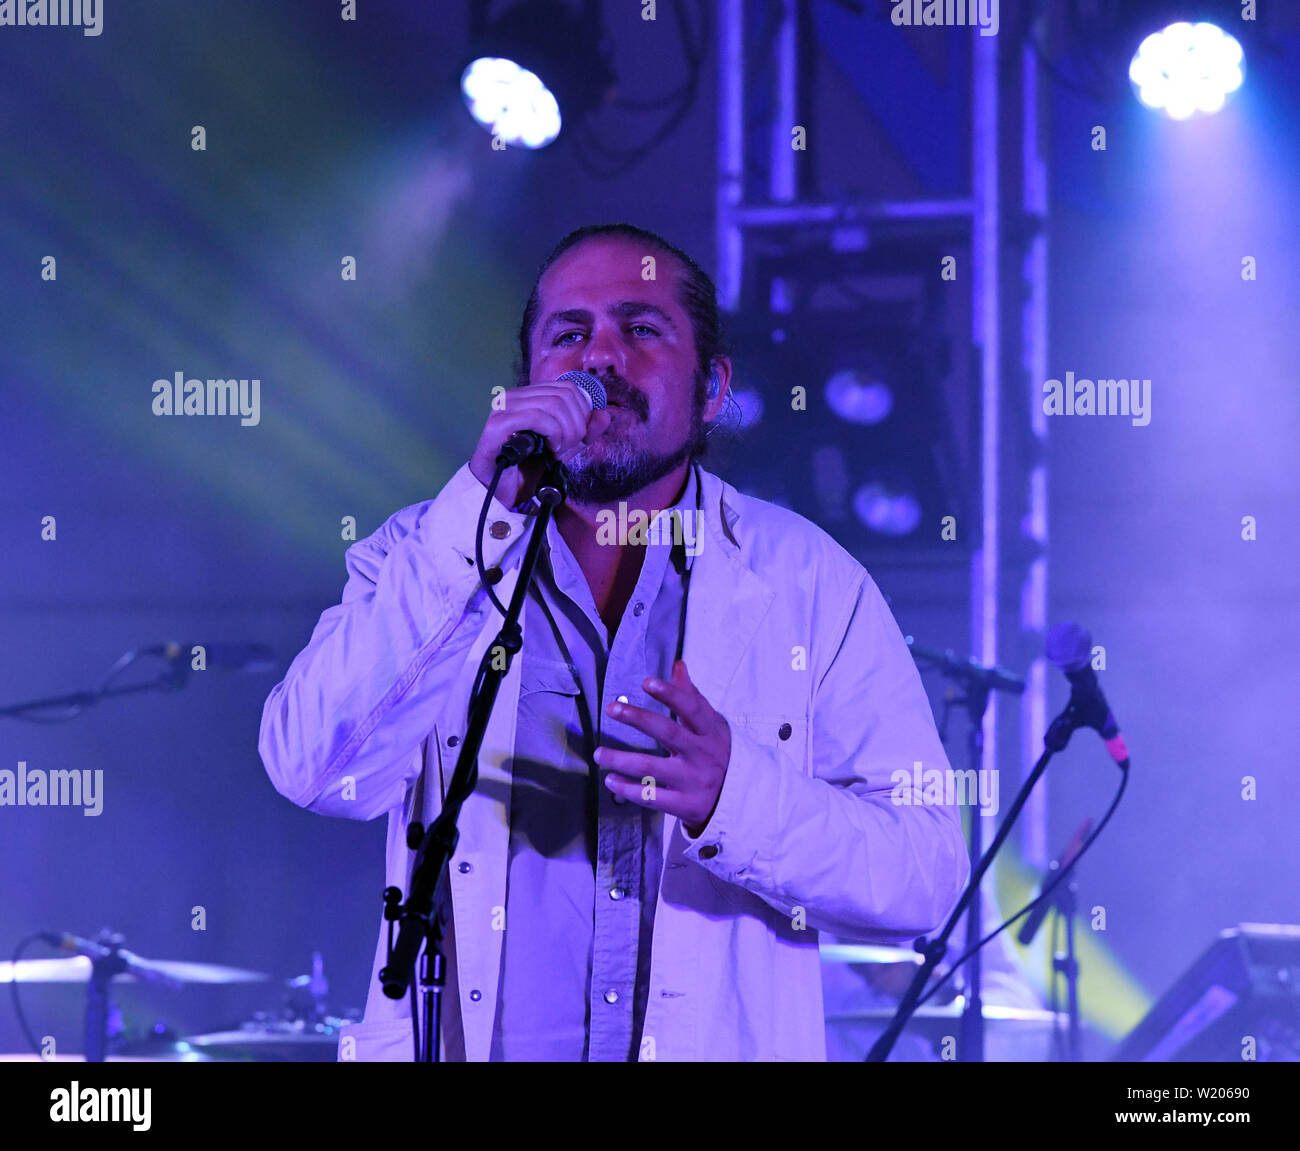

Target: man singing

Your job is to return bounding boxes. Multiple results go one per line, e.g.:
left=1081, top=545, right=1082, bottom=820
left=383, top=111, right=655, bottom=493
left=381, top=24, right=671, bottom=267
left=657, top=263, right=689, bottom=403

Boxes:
left=258, top=223, right=969, bottom=1061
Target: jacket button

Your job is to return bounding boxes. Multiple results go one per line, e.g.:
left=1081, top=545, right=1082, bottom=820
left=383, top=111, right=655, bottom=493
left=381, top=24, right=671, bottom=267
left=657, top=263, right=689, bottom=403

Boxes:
left=469, top=989, right=482, bottom=1002
left=699, top=844, right=720, bottom=860
left=458, top=861, right=471, bottom=874
left=604, top=989, right=619, bottom=1004
left=448, top=735, right=459, bottom=747
left=489, top=521, right=511, bottom=539
left=779, top=723, right=792, bottom=740
left=483, top=566, right=503, bottom=585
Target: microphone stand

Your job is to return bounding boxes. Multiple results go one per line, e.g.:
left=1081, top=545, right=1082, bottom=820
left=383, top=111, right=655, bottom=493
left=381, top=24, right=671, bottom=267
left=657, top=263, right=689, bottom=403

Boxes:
left=40, top=931, right=183, bottom=1061
left=866, top=667, right=1104, bottom=1061
left=1051, top=873, right=1081, bottom=1062
left=1017, top=817, right=1091, bottom=1062
left=0, top=643, right=274, bottom=721
left=377, top=454, right=568, bottom=1061
left=0, top=660, right=186, bottom=720
left=901, top=641, right=1024, bottom=1062
left=868, top=671, right=1112, bottom=1061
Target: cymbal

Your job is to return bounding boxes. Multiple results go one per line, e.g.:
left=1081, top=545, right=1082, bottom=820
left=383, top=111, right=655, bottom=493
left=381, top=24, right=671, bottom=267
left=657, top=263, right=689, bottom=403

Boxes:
left=825, top=997, right=1063, bottom=1039
left=181, top=1022, right=344, bottom=1062
left=0, top=1052, right=212, bottom=1062
left=0, top=956, right=269, bottom=985
left=818, top=943, right=923, bottom=966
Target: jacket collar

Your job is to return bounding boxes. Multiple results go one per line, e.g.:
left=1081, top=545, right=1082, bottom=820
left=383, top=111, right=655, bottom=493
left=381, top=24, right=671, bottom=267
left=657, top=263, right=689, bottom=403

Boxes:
left=693, top=460, right=743, bottom=553
left=682, top=461, right=776, bottom=709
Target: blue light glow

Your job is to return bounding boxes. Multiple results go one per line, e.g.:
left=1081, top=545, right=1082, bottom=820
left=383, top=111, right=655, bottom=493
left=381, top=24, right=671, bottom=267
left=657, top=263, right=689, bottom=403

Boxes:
left=825, top=369, right=894, bottom=425
left=853, top=481, right=922, bottom=536
left=461, top=57, right=562, bottom=149
left=1129, top=22, right=1244, bottom=120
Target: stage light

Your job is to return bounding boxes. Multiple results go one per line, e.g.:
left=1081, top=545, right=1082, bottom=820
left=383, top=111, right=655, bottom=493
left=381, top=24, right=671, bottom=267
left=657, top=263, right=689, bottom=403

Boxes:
left=853, top=480, right=923, bottom=537
left=824, top=368, right=894, bottom=426
left=461, top=1, right=614, bottom=149
left=1129, top=21, right=1244, bottom=119
left=461, top=57, right=562, bottom=149
left=724, top=308, right=966, bottom=553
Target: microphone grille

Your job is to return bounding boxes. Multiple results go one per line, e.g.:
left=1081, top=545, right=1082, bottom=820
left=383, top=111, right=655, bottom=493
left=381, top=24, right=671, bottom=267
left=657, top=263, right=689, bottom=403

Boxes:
left=1045, top=622, right=1092, bottom=672
left=557, top=369, right=607, bottom=411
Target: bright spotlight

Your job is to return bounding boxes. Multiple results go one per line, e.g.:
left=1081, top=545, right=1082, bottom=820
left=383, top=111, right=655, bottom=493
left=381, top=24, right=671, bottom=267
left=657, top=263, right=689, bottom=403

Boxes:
left=1129, top=21, right=1244, bottom=119
left=460, top=1, right=614, bottom=149
left=461, top=57, right=562, bottom=150
left=824, top=369, right=894, bottom=426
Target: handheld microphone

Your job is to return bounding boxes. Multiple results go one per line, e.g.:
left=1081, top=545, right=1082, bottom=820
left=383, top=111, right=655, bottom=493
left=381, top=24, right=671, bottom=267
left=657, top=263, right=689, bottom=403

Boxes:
left=497, top=370, right=608, bottom=468
left=1045, top=622, right=1130, bottom=767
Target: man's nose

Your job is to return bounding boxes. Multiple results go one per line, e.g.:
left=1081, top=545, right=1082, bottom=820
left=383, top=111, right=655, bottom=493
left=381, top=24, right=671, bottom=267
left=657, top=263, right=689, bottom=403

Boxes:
left=580, top=323, right=624, bottom=378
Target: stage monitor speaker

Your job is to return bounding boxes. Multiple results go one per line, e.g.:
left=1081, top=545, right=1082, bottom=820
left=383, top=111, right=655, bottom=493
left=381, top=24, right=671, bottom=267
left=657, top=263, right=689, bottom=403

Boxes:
left=1113, top=923, right=1300, bottom=1062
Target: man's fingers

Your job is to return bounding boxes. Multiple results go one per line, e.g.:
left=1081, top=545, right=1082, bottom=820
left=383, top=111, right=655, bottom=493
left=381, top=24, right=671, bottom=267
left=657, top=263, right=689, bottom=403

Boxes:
left=604, top=699, right=688, bottom=751
left=499, top=384, right=590, bottom=451
left=641, top=672, right=709, bottom=734
left=594, top=745, right=691, bottom=788
left=601, top=768, right=682, bottom=808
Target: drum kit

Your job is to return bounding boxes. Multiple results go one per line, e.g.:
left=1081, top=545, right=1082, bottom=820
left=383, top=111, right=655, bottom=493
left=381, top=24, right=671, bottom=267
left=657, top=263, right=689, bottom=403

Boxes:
left=2, top=934, right=1063, bottom=1061
left=818, top=940, right=1070, bottom=1061
left=0, top=939, right=357, bottom=1062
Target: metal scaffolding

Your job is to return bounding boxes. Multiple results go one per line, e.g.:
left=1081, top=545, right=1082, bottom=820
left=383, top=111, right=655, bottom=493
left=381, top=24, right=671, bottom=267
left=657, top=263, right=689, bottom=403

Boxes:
left=715, top=0, right=1052, bottom=864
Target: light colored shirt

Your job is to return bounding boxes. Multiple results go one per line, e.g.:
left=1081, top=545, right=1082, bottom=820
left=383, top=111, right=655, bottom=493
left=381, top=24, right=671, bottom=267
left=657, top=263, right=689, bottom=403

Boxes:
left=490, top=468, right=696, bottom=1061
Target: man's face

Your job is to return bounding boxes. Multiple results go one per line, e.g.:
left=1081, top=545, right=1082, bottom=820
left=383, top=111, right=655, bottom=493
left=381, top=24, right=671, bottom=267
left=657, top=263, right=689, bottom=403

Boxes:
left=529, top=237, right=713, bottom=504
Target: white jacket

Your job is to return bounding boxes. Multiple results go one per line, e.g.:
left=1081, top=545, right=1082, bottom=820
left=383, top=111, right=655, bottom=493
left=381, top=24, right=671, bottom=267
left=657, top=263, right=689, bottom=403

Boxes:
left=258, top=460, right=970, bottom=1061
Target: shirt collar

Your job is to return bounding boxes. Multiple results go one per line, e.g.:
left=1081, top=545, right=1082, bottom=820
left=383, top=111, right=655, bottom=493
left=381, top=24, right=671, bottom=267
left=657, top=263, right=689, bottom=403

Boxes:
left=542, top=461, right=703, bottom=577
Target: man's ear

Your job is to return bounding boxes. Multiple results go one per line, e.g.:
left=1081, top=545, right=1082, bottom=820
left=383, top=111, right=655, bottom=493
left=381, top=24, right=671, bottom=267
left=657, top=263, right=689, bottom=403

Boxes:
left=706, top=357, right=733, bottom=420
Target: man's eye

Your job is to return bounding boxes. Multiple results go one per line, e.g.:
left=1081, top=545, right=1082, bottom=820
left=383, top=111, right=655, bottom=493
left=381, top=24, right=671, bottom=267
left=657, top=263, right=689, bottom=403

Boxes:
left=630, top=324, right=658, bottom=337
left=554, top=331, right=584, bottom=346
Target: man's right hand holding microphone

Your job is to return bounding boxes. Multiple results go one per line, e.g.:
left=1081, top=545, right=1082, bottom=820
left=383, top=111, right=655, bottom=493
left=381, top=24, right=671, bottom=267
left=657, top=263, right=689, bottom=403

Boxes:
left=468, top=373, right=611, bottom=511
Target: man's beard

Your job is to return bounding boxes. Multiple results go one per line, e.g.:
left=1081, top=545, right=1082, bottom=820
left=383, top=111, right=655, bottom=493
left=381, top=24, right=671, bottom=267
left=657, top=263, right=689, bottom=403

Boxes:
left=557, top=369, right=708, bottom=504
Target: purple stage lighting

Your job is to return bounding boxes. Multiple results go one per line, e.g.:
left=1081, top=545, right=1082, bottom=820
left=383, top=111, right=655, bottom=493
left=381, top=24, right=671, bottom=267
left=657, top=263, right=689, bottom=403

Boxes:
left=825, top=368, right=895, bottom=426
left=1129, top=21, right=1244, bottom=119
left=853, top=480, right=922, bottom=537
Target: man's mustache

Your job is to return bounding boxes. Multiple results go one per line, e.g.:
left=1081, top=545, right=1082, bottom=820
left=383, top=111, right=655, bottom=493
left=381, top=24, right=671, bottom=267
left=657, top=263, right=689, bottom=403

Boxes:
left=597, top=376, right=647, bottom=420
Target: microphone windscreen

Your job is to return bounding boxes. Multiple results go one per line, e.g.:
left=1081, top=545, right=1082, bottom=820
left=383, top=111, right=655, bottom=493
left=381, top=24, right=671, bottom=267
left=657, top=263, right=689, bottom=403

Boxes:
left=1045, top=622, right=1092, bottom=672
left=557, top=369, right=607, bottom=411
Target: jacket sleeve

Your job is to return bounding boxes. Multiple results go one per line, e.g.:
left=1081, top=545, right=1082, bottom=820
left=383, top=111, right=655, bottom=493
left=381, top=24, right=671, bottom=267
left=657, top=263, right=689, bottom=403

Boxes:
left=258, top=463, right=527, bottom=822
left=680, top=569, right=971, bottom=942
